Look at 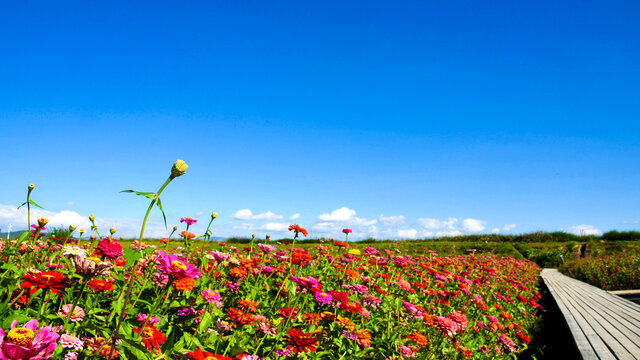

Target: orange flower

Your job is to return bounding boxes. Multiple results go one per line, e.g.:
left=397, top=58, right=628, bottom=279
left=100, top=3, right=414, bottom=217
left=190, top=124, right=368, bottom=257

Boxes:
left=237, top=299, right=258, bottom=313
left=288, top=224, right=308, bottom=237
left=159, top=238, right=171, bottom=244
left=180, top=231, right=196, bottom=239
left=172, top=277, right=195, bottom=291
left=405, top=332, right=428, bottom=347
left=229, top=266, right=247, bottom=279
left=226, top=308, right=256, bottom=326
left=303, top=313, right=321, bottom=325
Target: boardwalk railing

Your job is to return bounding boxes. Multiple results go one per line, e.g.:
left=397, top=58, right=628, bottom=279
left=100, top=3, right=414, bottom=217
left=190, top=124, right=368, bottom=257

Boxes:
left=541, top=268, right=640, bottom=360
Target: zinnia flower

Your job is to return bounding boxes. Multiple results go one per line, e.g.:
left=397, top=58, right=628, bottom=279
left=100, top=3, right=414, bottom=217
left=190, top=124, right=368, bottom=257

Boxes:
left=201, top=289, right=222, bottom=306
left=95, top=239, right=123, bottom=260
left=21, top=270, right=70, bottom=297
left=288, top=224, right=308, bottom=237
left=155, top=251, right=202, bottom=279
left=59, top=334, right=83, bottom=350
left=180, top=217, right=197, bottom=226
left=58, top=305, right=85, bottom=322
left=342, top=228, right=352, bottom=234
left=185, top=347, right=231, bottom=360
left=173, top=277, right=196, bottom=291
left=283, top=329, right=317, bottom=354
left=70, top=255, right=112, bottom=279
left=0, top=319, right=59, bottom=360
left=133, top=325, right=167, bottom=351
left=87, top=279, right=114, bottom=292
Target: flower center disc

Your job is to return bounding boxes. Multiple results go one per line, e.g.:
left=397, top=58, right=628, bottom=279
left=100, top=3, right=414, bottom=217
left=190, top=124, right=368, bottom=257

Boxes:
left=170, top=261, right=187, bottom=271
left=140, top=327, right=154, bottom=339
left=7, top=327, right=35, bottom=347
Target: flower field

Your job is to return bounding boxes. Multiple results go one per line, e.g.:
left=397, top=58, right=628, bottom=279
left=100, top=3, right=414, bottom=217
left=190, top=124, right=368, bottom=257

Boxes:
left=0, top=161, right=544, bottom=359
left=559, top=252, right=640, bottom=291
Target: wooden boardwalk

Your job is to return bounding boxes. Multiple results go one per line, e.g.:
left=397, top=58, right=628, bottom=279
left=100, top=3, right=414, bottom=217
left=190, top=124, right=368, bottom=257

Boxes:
left=541, top=269, right=640, bottom=360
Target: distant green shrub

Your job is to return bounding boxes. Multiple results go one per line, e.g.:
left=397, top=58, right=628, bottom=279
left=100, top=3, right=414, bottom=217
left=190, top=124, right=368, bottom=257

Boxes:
left=602, top=231, right=640, bottom=241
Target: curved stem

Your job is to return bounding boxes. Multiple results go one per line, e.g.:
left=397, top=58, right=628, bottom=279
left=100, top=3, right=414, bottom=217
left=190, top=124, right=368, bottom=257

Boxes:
left=62, top=280, right=88, bottom=332
left=107, top=177, right=173, bottom=360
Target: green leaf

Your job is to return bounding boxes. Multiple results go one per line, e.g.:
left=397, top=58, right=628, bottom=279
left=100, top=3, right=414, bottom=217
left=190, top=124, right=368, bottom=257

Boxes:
left=155, top=197, right=167, bottom=228
left=28, top=200, right=44, bottom=209
left=123, top=248, right=143, bottom=267
left=16, top=231, right=29, bottom=245
left=198, top=312, right=213, bottom=333
left=120, top=190, right=167, bottom=229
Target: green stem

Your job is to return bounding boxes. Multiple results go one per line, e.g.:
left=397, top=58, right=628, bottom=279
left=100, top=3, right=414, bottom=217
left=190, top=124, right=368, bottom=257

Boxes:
left=62, top=280, right=88, bottom=332
left=26, top=188, right=32, bottom=231
left=107, top=177, right=173, bottom=360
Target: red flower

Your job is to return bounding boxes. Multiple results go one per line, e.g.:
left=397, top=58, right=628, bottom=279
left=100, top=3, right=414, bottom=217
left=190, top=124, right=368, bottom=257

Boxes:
left=284, top=328, right=317, bottom=353
left=342, top=228, right=352, bottom=234
left=186, top=347, right=231, bottom=360
left=133, top=325, right=167, bottom=351
left=87, top=279, right=114, bottom=292
left=288, top=224, right=308, bottom=237
left=21, top=271, right=70, bottom=297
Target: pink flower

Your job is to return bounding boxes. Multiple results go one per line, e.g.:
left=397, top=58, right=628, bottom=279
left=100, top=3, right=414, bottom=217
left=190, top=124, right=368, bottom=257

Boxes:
left=257, top=243, right=276, bottom=253
left=64, top=352, right=78, bottom=360
left=435, top=316, right=458, bottom=337
left=59, top=334, right=83, bottom=350
left=201, top=289, right=222, bottom=307
left=134, top=314, right=160, bottom=325
left=154, top=251, right=202, bottom=279
left=95, top=239, right=123, bottom=260
left=180, top=217, right=197, bottom=226
left=58, top=305, right=85, bottom=322
left=397, top=345, right=416, bottom=358
left=277, top=307, right=298, bottom=320
left=0, top=319, right=59, bottom=360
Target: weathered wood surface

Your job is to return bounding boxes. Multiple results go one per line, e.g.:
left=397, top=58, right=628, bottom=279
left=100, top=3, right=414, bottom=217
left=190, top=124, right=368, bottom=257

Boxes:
left=541, top=268, right=640, bottom=360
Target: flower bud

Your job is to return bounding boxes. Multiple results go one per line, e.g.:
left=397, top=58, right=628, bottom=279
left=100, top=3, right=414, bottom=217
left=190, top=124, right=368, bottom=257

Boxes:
left=90, top=235, right=97, bottom=241
left=251, top=233, right=256, bottom=238
left=37, top=217, right=49, bottom=227
left=69, top=225, right=76, bottom=232
left=110, top=227, right=117, bottom=235
left=170, top=159, right=188, bottom=178
left=28, top=184, right=34, bottom=191
left=173, top=226, right=178, bottom=231
left=79, top=229, right=86, bottom=234
left=211, top=212, right=218, bottom=219
left=89, top=214, right=95, bottom=222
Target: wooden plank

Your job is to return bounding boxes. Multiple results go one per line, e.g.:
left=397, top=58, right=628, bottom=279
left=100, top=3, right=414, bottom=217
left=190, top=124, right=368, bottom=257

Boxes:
left=542, top=269, right=640, bottom=359
left=545, top=276, right=616, bottom=359
left=552, top=277, right=639, bottom=359
left=541, top=271, right=600, bottom=359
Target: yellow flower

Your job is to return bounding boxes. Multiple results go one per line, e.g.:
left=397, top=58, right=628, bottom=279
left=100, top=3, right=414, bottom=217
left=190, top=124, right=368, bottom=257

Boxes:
left=28, top=184, right=34, bottom=191
left=89, top=214, right=95, bottom=222
left=110, top=227, right=117, bottom=235
left=79, top=229, right=86, bottom=234
left=69, top=225, right=76, bottom=232
left=171, top=159, right=188, bottom=178
left=37, top=217, right=49, bottom=227
left=251, top=233, right=257, bottom=238
left=211, top=212, right=218, bottom=219
left=348, top=249, right=361, bottom=255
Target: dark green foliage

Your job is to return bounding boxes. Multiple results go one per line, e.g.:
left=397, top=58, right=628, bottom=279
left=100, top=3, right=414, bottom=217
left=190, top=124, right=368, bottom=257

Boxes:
left=602, top=231, right=640, bottom=241
left=46, top=226, right=72, bottom=240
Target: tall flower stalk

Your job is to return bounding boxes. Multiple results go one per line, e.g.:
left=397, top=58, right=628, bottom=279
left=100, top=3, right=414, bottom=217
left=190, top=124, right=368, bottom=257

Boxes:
left=106, top=160, right=187, bottom=360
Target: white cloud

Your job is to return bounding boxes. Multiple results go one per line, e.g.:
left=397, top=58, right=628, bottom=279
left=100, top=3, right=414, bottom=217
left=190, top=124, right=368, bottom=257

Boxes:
left=418, top=217, right=458, bottom=229
left=568, top=224, right=602, bottom=236
left=318, top=207, right=356, bottom=222
left=66, top=201, right=75, bottom=206
left=233, top=209, right=283, bottom=220
left=462, top=218, right=487, bottom=232
left=491, top=228, right=500, bottom=234
left=261, top=222, right=289, bottom=232
left=397, top=228, right=418, bottom=239
left=503, top=223, right=517, bottom=231
left=0, top=204, right=170, bottom=238
left=623, top=220, right=639, bottom=225
left=436, top=230, right=463, bottom=237
left=289, top=213, right=301, bottom=220
left=379, top=215, right=405, bottom=226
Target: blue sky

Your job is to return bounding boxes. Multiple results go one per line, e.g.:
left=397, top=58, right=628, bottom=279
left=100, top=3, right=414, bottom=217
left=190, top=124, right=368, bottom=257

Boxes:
left=1, top=1, right=639, bottom=239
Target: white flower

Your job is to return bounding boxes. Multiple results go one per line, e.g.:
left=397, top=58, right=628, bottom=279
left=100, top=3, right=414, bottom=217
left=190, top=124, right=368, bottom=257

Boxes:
left=62, top=246, right=87, bottom=257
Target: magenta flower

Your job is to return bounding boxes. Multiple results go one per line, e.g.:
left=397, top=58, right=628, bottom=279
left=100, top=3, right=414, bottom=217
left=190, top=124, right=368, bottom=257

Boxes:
left=95, top=239, right=123, bottom=260
left=289, top=276, right=319, bottom=289
left=180, top=217, right=197, bottom=226
left=0, top=319, right=59, bottom=360
left=154, top=251, right=202, bottom=279
left=201, top=289, right=222, bottom=307
left=342, top=228, right=352, bottom=234
left=313, top=292, right=333, bottom=306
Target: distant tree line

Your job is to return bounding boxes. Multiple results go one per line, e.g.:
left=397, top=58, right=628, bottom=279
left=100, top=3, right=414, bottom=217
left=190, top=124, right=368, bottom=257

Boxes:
left=224, top=231, right=640, bottom=244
